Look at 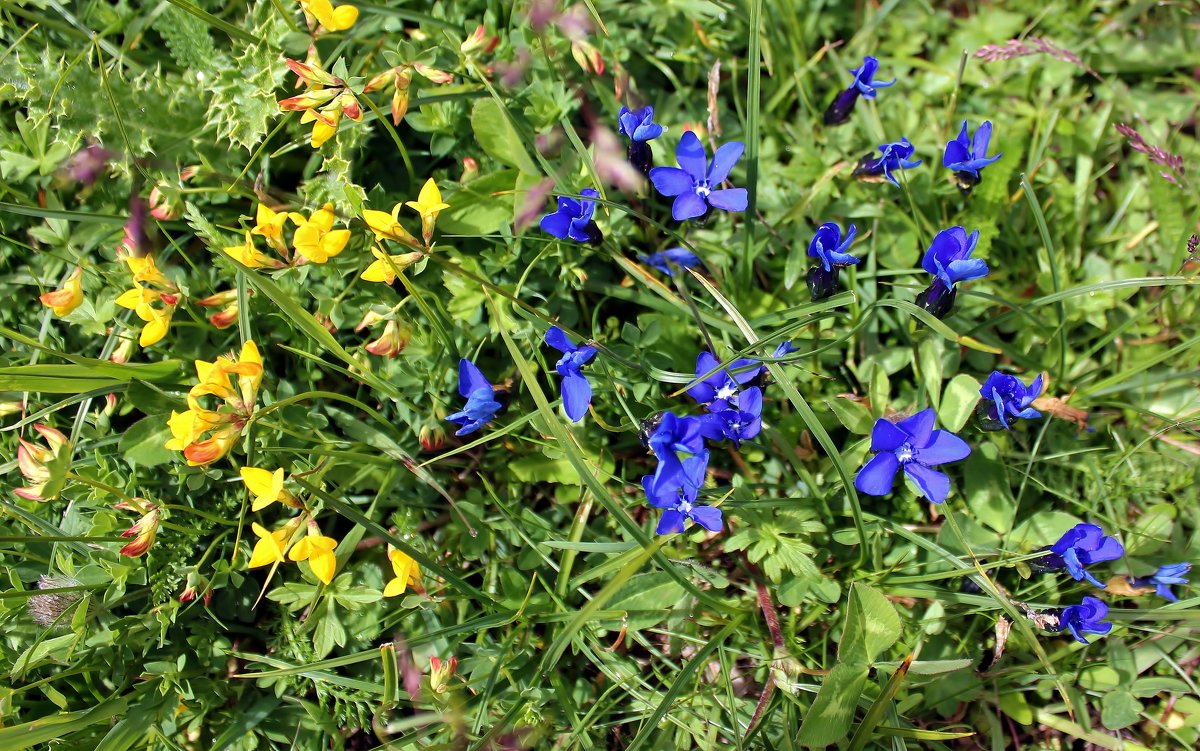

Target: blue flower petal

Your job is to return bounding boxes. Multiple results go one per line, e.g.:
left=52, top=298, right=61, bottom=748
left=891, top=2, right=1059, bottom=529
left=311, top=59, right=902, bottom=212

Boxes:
left=675, top=131, right=709, bottom=182
left=458, top=358, right=492, bottom=398
left=897, top=408, right=937, bottom=445
left=656, top=508, right=686, bottom=535
left=690, top=505, right=723, bottom=532
left=913, top=429, right=971, bottom=466
left=903, top=462, right=951, bottom=504
left=870, top=419, right=908, bottom=451
left=649, top=166, right=692, bottom=197
left=707, top=141, right=745, bottom=184
left=545, top=325, right=575, bottom=354
left=672, top=191, right=708, bottom=221
left=561, top=373, right=592, bottom=422
left=539, top=210, right=572, bottom=240
left=855, top=452, right=900, bottom=496
left=707, top=188, right=748, bottom=212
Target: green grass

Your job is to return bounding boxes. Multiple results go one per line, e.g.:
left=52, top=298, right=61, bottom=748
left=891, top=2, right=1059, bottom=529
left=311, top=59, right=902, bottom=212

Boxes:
left=1, top=0, right=1198, bottom=749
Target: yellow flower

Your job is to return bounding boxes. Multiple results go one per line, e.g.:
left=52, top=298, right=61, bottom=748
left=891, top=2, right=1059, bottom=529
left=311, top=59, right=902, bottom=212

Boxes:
left=240, top=466, right=299, bottom=511
left=383, top=545, right=423, bottom=597
left=292, top=204, right=350, bottom=263
left=301, top=0, right=359, bottom=32
left=301, top=107, right=341, bottom=148
left=361, top=203, right=419, bottom=246
left=14, top=424, right=70, bottom=502
left=289, top=522, right=338, bottom=585
left=124, top=254, right=171, bottom=287
left=39, top=267, right=84, bottom=317
left=118, top=505, right=160, bottom=558
left=223, top=231, right=280, bottom=269
left=251, top=205, right=293, bottom=251
left=165, top=341, right=263, bottom=467
left=248, top=520, right=300, bottom=568
left=360, top=246, right=424, bottom=285
left=405, top=178, right=450, bottom=246
left=115, top=286, right=176, bottom=346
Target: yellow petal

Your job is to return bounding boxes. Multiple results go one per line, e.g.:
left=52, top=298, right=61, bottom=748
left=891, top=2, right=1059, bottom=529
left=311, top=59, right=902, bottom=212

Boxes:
left=248, top=522, right=286, bottom=567
left=383, top=577, right=407, bottom=597
left=329, top=5, right=359, bottom=31
left=114, top=287, right=144, bottom=309
left=241, top=467, right=285, bottom=511
left=360, top=259, right=392, bottom=284
left=139, top=310, right=170, bottom=346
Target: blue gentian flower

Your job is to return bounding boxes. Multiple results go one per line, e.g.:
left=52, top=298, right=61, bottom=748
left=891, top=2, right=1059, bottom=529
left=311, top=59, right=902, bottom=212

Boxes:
left=649, top=131, right=748, bottom=222
left=854, top=408, right=971, bottom=504
left=700, top=386, right=763, bottom=447
left=808, top=222, right=860, bottom=272
left=979, top=371, right=1044, bottom=430
left=618, top=105, right=664, bottom=175
left=943, top=120, right=1002, bottom=190
left=853, top=138, right=922, bottom=187
left=824, top=55, right=896, bottom=126
left=687, top=351, right=761, bottom=411
left=1130, top=563, right=1190, bottom=603
left=646, top=412, right=705, bottom=488
left=640, top=247, right=702, bottom=276
left=446, top=358, right=501, bottom=436
left=1041, top=523, right=1124, bottom=588
left=540, top=188, right=603, bottom=244
left=545, top=326, right=598, bottom=423
left=915, top=226, right=989, bottom=319
left=1057, top=596, right=1113, bottom=644
left=806, top=222, right=860, bottom=301
left=642, top=449, right=722, bottom=535
left=772, top=340, right=799, bottom=358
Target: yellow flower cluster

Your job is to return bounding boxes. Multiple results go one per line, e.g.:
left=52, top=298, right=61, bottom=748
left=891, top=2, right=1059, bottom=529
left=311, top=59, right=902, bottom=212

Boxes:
left=164, top=340, right=262, bottom=466
left=278, top=59, right=362, bottom=148
left=114, top=254, right=179, bottom=347
left=223, top=203, right=350, bottom=269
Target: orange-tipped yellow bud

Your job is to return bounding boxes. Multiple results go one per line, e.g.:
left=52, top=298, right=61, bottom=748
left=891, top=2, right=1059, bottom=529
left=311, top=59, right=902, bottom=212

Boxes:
left=39, top=267, right=84, bottom=317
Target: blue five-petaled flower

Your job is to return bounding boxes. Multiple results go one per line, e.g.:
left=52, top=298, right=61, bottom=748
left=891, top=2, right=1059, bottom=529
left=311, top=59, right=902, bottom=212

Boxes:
left=687, top=351, right=762, bottom=412
left=540, top=188, right=603, bottom=244
left=650, top=131, right=748, bottom=222
left=808, top=222, right=860, bottom=272
left=943, top=120, right=1002, bottom=180
left=618, top=105, right=665, bottom=176
left=446, top=358, right=501, bottom=437
left=640, top=247, right=702, bottom=276
left=700, top=386, right=763, bottom=447
left=643, top=449, right=722, bottom=535
left=855, top=138, right=922, bottom=187
left=980, top=371, right=1044, bottom=429
left=854, top=408, right=971, bottom=504
left=1042, top=523, right=1125, bottom=589
left=1130, top=563, right=1191, bottom=602
left=545, top=326, right=598, bottom=423
left=1058, top=596, right=1113, bottom=644
left=915, top=226, right=989, bottom=319
left=825, top=55, right=896, bottom=125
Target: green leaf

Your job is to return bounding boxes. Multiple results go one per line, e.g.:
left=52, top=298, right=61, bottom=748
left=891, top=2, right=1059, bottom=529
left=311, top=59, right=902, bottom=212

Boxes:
left=840, top=583, right=901, bottom=665
left=470, top=99, right=538, bottom=175
left=1100, top=690, right=1142, bottom=730
left=998, top=691, right=1034, bottom=725
left=939, top=374, right=981, bottom=433
left=964, top=444, right=1016, bottom=534
left=825, top=395, right=874, bottom=435
left=796, top=662, right=871, bottom=748
left=117, top=416, right=175, bottom=468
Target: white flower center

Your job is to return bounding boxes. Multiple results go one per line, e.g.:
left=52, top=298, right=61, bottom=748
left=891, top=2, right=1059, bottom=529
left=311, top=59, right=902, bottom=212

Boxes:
left=715, top=383, right=737, bottom=401
left=694, top=180, right=711, bottom=198
left=896, top=443, right=915, bottom=463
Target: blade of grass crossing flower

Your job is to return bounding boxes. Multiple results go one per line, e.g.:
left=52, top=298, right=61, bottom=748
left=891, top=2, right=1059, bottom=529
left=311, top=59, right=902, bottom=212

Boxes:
left=873, top=299, right=1002, bottom=354
left=486, top=294, right=728, bottom=613
left=624, top=618, right=744, bottom=751
left=740, top=0, right=762, bottom=291
left=1021, top=174, right=1068, bottom=380
left=687, top=270, right=870, bottom=564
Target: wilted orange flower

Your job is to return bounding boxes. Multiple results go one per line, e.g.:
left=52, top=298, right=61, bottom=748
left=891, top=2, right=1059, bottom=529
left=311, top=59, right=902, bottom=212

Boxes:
left=279, top=59, right=361, bottom=149
left=14, top=424, right=70, bottom=501
left=117, top=502, right=160, bottom=558
left=39, top=267, right=84, bottom=317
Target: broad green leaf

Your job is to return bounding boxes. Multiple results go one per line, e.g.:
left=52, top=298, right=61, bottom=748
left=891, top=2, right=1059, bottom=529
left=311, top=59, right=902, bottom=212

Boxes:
left=796, top=662, right=870, bottom=748
left=939, top=374, right=981, bottom=433
left=470, top=99, right=538, bottom=175
left=1100, top=690, right=1142, bottom=730
left=826, top=395, right=874, bottom=435
left=117, top=416, right=175, bottom=468
left=998, top=691, right=1033, bottom=725
left=840, top=583, right=901, bottom=665
left=964, top=444, right=1015, bottom=534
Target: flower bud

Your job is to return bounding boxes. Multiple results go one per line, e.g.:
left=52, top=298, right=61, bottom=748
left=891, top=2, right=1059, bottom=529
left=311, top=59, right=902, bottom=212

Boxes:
left=461, top=157, right=479, bottom=182
left=429, top=656, right=457, bottom=694
left=116, top=500, right=160, bottom=558
left=419, top=423, right=445, bottom=453
left=365, top=320, right=411, bottom=358
left=355, top=309, right=387, bottom=332
left=15, top=424, right=70, bottom=502
left=148, top=186, right=182, bottom=220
